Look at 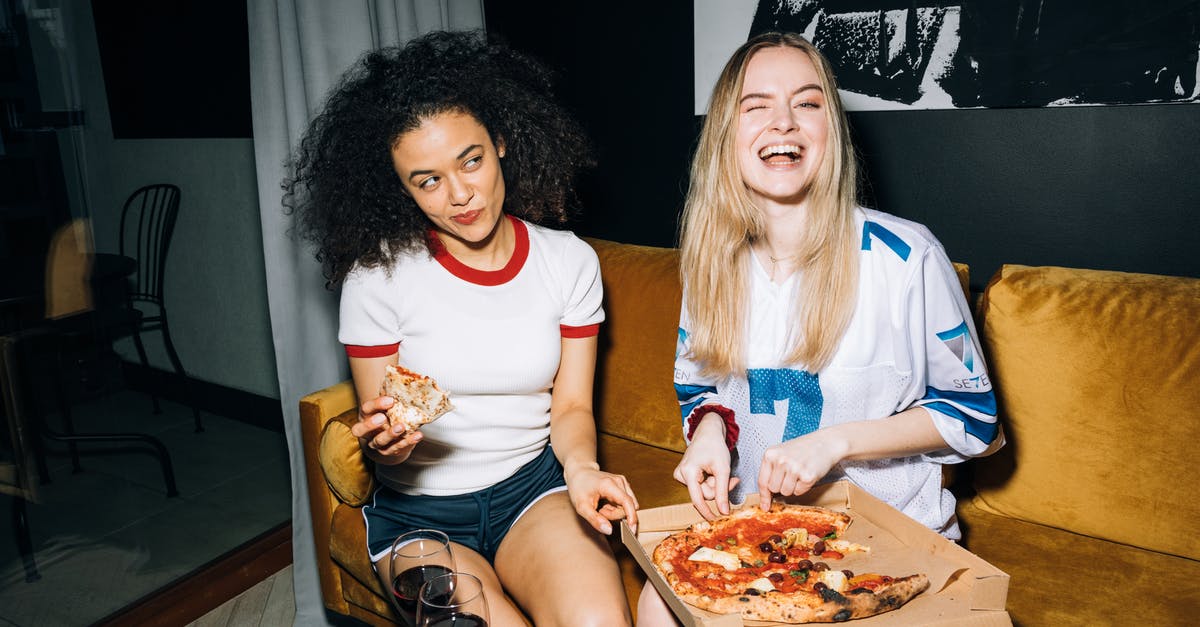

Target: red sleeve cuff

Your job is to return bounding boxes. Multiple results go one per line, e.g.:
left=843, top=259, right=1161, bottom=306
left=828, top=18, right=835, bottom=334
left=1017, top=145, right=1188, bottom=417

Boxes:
left=560, top=323, right=600, bottom=338
left=685, top=404, right=739, bottom=450
left=344, top=343, right=400, bottom=358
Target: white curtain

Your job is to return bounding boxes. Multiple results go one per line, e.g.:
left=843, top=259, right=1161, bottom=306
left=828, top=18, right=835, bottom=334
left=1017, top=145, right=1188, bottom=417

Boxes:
left=246, top=2, right=485, bottom=624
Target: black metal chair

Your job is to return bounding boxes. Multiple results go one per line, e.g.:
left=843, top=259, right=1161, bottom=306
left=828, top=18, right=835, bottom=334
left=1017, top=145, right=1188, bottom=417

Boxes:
left=37, top=219, right=180, bottom=494
left=119, top=184, right=203, bottom=432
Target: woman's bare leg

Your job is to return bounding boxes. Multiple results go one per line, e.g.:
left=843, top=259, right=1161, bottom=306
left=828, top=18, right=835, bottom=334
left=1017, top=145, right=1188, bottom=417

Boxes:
left=495, top=491, right=632, bottom=627
left=635, top=580, right=681, bottom=626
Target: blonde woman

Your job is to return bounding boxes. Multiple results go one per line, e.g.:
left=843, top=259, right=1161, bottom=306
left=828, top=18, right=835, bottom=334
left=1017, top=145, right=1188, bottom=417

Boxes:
left=637, top=32, right=1002, bottom=625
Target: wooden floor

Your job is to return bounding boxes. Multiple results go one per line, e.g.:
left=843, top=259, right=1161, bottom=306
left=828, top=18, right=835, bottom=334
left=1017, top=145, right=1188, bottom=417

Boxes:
left=187, top=564, right=295, bottom=626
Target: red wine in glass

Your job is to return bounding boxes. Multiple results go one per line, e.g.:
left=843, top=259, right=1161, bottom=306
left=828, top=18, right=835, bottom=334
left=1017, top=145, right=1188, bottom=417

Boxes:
left=425, top=612, right=488, bottom=627
left=424, top=610, right=484, bottom=624
left=393, top=564, right=453, bottom=624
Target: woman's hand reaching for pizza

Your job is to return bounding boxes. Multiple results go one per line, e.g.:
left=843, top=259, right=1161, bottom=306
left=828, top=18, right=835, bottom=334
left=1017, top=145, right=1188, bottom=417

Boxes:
left=352, top=395, right=422, bottom=465
left=564, top=462, right=640, bottom=535
left=756, top=430, right=843, bottom=509
left=675, top=413, right=740, bottom=521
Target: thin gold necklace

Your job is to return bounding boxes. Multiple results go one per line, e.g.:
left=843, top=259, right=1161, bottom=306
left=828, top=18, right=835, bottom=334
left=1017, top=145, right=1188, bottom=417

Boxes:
left=762, top=249, right=800, bottom=280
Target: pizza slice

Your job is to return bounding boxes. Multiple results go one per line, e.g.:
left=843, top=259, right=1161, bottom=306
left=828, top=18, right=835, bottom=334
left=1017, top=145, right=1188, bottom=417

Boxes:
left=378, top=364, right=453, bottom=434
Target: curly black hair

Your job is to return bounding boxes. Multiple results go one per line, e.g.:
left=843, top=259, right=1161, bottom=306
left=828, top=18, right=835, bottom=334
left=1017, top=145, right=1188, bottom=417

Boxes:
left=283, top=30, right=595, bottom=287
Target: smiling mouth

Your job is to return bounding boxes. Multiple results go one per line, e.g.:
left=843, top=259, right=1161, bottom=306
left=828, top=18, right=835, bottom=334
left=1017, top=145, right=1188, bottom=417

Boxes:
left=758, top=144, right=803, bottom=165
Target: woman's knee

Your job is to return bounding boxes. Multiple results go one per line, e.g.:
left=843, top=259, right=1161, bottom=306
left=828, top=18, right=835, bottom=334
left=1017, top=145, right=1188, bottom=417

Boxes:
left=635, top=580, right=679, bottom=627
left=538, top=597, right=631, bottom=627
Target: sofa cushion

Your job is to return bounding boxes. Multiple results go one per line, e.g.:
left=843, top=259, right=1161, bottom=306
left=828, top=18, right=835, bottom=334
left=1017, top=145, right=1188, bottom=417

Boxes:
left=319, top=408, right=375, bottom=506
left=959, top=498, right=1200, bottom=627
left=974, top=264, right=1200, bottom=560
left=331, top=502, right=386, bottom=598
left=588, top=239, right=687, bottom=453
left=598, top=433, right=689, bottom=511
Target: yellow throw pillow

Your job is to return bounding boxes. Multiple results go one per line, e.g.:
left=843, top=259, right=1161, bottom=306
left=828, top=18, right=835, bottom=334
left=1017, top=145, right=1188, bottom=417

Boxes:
left=318, top=409, right=375, bottom=506
left=974, top=264, right=1200, bottom=560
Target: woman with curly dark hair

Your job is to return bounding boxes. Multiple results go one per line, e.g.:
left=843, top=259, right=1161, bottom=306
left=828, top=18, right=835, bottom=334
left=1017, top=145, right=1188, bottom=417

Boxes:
left=285, top=30, right=637, bottom=627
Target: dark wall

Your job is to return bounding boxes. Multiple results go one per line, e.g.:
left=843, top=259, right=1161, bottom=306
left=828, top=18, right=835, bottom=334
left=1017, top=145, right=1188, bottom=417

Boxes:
left=484, top=1, right=696, bottom=249
left=851, top=105, right=1200, bottom=290
left=92, top=0, right=251, bottom=138
left=486, top=2, right=1198, bottom=290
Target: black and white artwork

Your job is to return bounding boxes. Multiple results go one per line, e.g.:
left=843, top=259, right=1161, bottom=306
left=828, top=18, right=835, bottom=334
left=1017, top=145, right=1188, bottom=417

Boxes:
left=694, top=0, right=1200, bottom=111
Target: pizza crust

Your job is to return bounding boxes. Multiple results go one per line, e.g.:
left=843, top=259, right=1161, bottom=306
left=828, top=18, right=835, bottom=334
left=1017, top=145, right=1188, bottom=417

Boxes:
left=681, top=573, right=929, bottom=623
left=379, top=365, right=453, bottom=433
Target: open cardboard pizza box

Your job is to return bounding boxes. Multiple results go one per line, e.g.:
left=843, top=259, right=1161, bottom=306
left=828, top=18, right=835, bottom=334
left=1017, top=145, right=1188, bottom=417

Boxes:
left=621, top=480, right=1011, bottom=626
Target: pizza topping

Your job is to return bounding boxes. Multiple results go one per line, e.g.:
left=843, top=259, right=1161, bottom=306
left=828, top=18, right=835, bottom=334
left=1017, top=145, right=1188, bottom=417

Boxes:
left=746, top=577, right=775, bottom=593
left=815, top=569, right=848, bottom=593
left=826, top=539, right=870, bottom=555
left=688, top=547, right=741, bottom=571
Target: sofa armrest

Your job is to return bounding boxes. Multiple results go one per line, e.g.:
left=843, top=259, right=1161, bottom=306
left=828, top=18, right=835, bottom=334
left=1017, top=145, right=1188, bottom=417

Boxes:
left=299, top=380, right=360, bottom=614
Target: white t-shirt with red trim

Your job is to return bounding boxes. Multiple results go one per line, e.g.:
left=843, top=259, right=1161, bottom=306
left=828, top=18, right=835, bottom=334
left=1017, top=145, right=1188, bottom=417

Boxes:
left=339, top=216, right=604, bottom=495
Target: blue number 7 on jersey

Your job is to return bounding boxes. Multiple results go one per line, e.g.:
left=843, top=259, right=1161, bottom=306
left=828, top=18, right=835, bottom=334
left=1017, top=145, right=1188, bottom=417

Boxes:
left=747, top=368, right=823, bottom=440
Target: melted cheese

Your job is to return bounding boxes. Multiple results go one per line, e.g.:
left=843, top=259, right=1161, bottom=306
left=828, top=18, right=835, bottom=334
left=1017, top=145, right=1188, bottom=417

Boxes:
left=747, top=577, right=776, bottom=593
left=687, top=547, right=741, bottom=571
left=816, top=570, right=848, bottom=592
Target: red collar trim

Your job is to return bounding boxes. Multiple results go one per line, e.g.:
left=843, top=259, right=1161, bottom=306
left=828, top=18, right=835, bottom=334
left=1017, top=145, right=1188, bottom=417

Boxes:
left=431, top=215, right=529, bottom=286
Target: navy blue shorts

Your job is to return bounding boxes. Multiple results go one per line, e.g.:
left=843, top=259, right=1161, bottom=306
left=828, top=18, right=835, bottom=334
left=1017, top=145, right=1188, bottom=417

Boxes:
left=364, top=446, right=567, bottom=563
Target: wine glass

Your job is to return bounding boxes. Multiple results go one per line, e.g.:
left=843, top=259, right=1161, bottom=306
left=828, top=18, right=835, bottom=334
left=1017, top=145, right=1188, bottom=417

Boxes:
left=388, top=529, right=456, bottom=627
left=416, top=572, right=489, bottom=627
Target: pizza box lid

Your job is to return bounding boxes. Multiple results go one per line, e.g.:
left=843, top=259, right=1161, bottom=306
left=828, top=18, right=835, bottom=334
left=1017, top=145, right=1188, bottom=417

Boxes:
left=620, top=480, right=1012, bottom=627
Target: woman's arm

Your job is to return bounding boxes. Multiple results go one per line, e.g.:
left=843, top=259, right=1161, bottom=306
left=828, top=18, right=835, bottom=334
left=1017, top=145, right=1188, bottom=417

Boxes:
left=673, top=314, right=742, bottom=520
left=549, top=335, right=639, bottom=534
left=348, top=353, right=423, bottom=465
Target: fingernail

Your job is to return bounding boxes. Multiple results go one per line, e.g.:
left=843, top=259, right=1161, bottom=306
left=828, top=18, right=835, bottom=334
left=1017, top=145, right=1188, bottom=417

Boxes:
left=373, top=415, right=386, bottom=426
left=601, top=523, right=612, bottom=535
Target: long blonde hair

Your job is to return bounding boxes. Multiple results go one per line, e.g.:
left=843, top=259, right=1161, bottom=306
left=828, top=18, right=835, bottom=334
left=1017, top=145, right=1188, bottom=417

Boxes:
left=680, top=32, right=860, bottom=377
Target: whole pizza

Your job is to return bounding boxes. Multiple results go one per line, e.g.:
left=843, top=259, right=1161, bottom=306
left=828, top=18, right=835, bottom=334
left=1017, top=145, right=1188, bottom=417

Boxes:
left=651, top=503, right=929, bottom=623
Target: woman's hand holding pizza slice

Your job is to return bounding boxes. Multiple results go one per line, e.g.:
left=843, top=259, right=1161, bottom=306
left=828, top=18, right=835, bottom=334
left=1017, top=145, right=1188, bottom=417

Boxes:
left=352, top=395, right=424, bottom=464
left=353, top=365, right=453, bottom=465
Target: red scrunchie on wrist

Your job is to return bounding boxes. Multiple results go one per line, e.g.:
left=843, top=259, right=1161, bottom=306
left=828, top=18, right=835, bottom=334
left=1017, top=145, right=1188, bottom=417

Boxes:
left=685, top=405, right=739, bottom=451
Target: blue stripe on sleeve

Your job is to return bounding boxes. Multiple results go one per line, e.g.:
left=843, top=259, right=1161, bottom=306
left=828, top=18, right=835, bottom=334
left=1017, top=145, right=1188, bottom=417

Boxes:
left=675, top=383, right=716, bottom=422
left=922, top=386, right=999, bottom=444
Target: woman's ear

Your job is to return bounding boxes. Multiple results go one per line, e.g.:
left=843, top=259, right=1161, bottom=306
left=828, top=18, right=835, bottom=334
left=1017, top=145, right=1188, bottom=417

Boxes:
left=496, top=136, right=506, bottom=158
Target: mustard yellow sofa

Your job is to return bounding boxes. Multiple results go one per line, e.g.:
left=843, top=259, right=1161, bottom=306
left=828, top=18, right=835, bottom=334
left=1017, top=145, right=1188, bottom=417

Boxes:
left=958, top=264, right=1200, bottom=626
left=299, top=239, right=1200, bottom=626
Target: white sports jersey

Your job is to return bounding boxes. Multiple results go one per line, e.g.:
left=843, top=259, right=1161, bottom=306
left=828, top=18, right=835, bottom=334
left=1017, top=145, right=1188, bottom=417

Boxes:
left=674, top=208, right=1001, bottom=538
left=339, top=216, right=604, bottom=495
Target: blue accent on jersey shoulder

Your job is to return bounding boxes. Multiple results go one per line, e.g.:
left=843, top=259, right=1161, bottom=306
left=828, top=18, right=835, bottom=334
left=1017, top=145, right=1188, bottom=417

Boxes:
left=861, top=221, right=912, bottom=261
left=747, top=368, right=823, bottom=440
left=922, top=387, right=999, bottom=444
